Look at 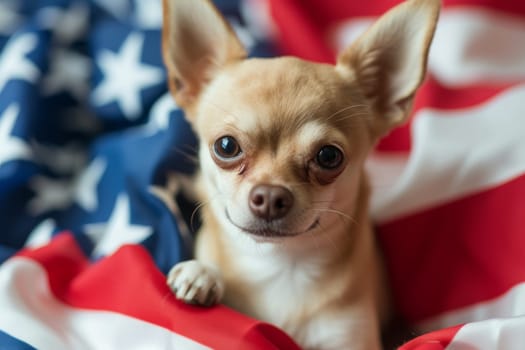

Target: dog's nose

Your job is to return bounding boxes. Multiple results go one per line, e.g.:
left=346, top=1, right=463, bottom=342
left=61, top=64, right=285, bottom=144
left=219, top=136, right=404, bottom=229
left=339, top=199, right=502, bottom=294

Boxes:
left=249, top=185, right=294, bottom=221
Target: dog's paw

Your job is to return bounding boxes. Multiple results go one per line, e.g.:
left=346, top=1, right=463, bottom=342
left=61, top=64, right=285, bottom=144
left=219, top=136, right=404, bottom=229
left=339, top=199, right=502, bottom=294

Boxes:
left=166, top=260, right=224, bottom=306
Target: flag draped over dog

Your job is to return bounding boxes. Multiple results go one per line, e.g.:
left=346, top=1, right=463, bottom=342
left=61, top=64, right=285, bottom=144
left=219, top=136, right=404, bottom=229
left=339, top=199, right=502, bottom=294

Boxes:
left=0, top=0, right=524, bottom=349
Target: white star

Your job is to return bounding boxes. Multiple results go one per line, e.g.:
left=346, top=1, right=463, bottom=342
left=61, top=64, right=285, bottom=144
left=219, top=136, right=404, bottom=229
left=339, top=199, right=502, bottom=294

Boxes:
left=27, top=157, right=106, bottom=214
left=84, top=193, right=153, bottom=256
left=28, top=176, right=72, bottom=214
left=0, top=104, right=32, bottom=167
left=42, top=49, right=91, bottom=101
left=134, top=0, right=162, bottom=28
left=37, top=2, right=89, bottom=45
left=25, top=219, right=56, bottom=249
left=73, top=157, right=106, bottom=212
left=139, top=92, right=177, bottom=136
left=91, top=32, right=164, bottom=120
left=0, top=1, right=22, bottom=35
left=0, top=33, right=40, bottom=92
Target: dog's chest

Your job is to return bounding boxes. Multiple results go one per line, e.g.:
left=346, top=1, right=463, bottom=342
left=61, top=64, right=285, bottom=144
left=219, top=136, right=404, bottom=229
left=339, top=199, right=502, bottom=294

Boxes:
left=225, top=254, right=365, bottom=350
left=227, top=252, right=324, bottom=329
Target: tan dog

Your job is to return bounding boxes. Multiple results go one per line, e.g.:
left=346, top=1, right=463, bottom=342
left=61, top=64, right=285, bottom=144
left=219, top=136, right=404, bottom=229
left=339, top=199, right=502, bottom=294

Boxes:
left=161, top=0, right=439, bottom=349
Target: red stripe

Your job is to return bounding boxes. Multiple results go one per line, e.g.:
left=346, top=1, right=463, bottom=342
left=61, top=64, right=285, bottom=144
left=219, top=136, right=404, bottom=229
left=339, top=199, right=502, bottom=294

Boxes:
left=18, top=234, right=300, bottom=350
left=378, top=174, right=525, bottom=323
left=375, top=121, right=412, bottom=152
left=268, top=0, right=335, bottom=63
left=398, top=325, right=463, bottom=350
left=413, top=76, right=518, bottom=112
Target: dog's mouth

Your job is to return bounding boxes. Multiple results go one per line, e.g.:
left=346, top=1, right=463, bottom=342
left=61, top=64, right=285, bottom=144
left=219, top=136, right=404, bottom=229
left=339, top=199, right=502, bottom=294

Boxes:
left=225, top=210, right=320, bottom=239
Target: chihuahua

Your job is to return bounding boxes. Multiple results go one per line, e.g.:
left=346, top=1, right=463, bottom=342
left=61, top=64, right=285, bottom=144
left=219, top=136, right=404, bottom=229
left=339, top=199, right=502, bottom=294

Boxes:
left=161, top=0, right=439, bottom=349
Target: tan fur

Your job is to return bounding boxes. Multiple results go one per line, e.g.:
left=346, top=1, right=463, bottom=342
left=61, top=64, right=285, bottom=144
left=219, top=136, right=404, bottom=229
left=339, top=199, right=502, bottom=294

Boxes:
left=161, top=1, right=440, bottom=349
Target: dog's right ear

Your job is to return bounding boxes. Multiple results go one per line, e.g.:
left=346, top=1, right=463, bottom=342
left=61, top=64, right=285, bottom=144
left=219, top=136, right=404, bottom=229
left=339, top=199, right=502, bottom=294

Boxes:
left=336, top=0, right=440, bottom=140
left=162, top=0, right=246, bottom=116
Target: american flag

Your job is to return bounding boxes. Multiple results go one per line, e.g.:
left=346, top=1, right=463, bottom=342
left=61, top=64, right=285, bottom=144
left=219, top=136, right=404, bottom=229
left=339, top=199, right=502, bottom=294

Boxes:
left=0, top=0, right=524, bottom=349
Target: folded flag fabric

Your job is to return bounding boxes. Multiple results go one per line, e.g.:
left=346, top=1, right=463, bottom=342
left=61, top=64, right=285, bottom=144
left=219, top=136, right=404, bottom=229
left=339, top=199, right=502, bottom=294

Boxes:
left=1, top=0, right=524, bottom=349
left=1, top=232, right=301, bottom=349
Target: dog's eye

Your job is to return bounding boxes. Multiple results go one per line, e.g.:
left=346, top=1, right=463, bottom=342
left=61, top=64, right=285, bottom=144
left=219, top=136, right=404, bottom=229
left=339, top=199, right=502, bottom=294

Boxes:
left=316, top=145, right=343, bottom=170
left=213, top=136, right=242, bottom=159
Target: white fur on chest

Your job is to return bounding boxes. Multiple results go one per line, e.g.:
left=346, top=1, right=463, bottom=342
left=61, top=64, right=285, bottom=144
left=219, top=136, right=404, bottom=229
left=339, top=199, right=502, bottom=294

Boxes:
left=231, top=251, right=377, bottom=350
left=235, top=250, right=318, bottom=326
left=219, top=216, right=340, bottom=322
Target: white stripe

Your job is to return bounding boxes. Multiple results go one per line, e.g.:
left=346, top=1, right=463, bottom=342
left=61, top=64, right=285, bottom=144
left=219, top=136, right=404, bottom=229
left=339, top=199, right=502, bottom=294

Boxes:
left=446, top=317, right=525, bottom=350
left=0, top=257, right=211, bottom=350
left=329, top=17, right=373, bottom=50
left=331, top=8, right=525, bottom=85
left=419, top=283, right=525, bottom=333
left=429, top=8, right=525, bottom=85
left=368, top=84, right=525, bottom=223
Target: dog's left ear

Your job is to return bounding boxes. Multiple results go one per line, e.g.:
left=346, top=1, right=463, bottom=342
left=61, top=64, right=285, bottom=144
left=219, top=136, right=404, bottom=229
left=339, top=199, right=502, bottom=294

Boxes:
left=337, top=0, right=440, bottom=139
left=162, top=0, right=247, bottom=117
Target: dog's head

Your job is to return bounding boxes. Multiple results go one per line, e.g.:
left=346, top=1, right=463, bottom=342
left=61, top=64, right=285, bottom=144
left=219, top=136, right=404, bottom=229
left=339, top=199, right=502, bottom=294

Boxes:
left=162, top=0, right=439, bottom=242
